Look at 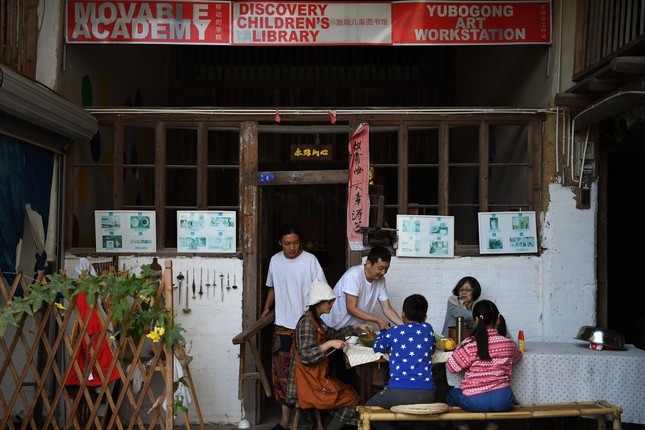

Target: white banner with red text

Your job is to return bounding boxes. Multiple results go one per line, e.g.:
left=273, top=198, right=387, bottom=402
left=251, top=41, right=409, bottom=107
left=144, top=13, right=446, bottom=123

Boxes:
left=347, top=123, right=370, bottom=251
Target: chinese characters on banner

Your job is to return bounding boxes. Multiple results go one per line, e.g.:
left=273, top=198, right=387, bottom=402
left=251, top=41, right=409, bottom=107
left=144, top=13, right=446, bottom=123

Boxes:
left=66, top=1, right=231, bottom=44
left=65, top=1, right=551, bottom=46
left=347, top=123, right=369, bottom=251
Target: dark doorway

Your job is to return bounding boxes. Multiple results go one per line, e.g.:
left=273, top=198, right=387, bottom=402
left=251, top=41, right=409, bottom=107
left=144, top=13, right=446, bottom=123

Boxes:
left=606, top=149, right=645, bottom=350
left=257, top=182, right=348, bottom=422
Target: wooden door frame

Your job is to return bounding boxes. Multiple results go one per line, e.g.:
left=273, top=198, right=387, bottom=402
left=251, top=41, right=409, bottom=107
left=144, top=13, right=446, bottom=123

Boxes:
left=239, top=122, right=359, bottom=424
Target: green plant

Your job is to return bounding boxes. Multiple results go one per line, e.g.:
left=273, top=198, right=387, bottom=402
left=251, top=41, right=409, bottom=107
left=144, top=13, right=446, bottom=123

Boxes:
left=172, top=376, right=189, bottom=416
left=0, top=265, right=185, bottom=350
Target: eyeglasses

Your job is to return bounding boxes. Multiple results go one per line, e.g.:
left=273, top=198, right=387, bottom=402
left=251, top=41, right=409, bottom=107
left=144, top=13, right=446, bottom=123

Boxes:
left=459, top=288, right=474, bottom=293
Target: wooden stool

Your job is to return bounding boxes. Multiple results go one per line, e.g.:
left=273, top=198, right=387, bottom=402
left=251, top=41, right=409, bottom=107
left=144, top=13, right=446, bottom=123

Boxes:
left=291, top=405, right=323, bottom=430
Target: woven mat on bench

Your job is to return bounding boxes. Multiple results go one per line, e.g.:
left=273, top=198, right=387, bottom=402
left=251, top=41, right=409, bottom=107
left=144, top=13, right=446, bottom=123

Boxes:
left=390, top=403, right=449, bottom=415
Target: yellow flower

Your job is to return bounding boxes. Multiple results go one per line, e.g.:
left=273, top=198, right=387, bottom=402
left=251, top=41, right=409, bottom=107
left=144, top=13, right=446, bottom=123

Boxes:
left=54, top=303, right=66, bottom=313
left=146, top=326, right=165, bottom=342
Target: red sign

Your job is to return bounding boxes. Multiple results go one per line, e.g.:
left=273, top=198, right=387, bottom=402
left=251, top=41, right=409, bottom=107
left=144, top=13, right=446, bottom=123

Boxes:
left=65, top=1, right=551, bottom=46
left=392, top=1, right=551, bottom=45
left=347, top=123, right=370, bottom=251
left=66, top=1, right=231, bottom=44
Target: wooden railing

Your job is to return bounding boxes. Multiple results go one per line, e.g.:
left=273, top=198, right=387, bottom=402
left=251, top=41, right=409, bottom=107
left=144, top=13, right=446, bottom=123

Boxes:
left=232, top=310, right=274, bottom=401
left=0, top=264, right=180, bottom=429
left=574, top=0, right=645, bottom=80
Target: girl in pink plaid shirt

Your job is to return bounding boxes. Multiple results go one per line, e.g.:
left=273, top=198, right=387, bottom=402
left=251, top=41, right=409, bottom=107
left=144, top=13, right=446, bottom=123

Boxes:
left=445, top=300, right=523, bottom=430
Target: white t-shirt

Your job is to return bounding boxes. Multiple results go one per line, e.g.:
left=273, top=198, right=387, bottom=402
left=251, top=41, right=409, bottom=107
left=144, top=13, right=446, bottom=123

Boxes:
left=320, top=264, right=389, bottom=329
left=266, top=250, right=327, bottom=329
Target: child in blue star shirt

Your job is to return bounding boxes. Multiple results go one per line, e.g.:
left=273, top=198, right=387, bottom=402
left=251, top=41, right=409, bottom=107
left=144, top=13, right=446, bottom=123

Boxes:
left=365, top=294, right=437, bottom=430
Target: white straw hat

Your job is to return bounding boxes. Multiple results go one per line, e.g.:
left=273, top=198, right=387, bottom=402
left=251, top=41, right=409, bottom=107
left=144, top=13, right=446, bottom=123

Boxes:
left=307, top=278, right=337, bottom=306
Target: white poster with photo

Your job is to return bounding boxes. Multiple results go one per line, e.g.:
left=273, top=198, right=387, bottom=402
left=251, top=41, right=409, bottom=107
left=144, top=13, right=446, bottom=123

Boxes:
left=177, top=210, right=237, bottom=253
left=95, top=210, right=157, bottom=253
left=396, top=215, right=454, bottom=258
left=478, top=211, right=538, bottom=254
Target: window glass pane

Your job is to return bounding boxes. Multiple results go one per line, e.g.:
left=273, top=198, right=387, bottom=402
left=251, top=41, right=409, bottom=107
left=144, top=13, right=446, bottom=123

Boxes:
left=125, top=126, right=155, bottom=165
left=72, top=125, right=116, bottom=248
left=208, top=168, right=239, bottom=207
left=167, top=128, right=197, bottom=165
left=489, top=166, right=529, bottom=206
left=449, top=206, right=479, bottom=246
left=409, top=166, right=438, bottom=206
left=208, top=129, right=239, bottom=165
left=409, top=127, right=439, bottom=163
left=208, top=128, right=239, bottom=208
left=490, top=124, right=528, bottom=164
left=123, top=167, right=155, bottom=207
left=164, top=209, right=178, bottom=249
left=72, top=165, right=114, bottom=248
left=449, top=166, right=479, bottom=204
left=370, top=166, right=398, bottom=206
left=166, top=169, right=197, bottom=206
left=370, top=128, right=398, bottom=164
left=449, top=125, right=479, bottom=163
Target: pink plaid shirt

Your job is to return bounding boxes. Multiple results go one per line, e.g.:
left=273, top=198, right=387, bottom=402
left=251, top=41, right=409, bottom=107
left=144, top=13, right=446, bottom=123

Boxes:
left=446, top=328, right=523, bottom=396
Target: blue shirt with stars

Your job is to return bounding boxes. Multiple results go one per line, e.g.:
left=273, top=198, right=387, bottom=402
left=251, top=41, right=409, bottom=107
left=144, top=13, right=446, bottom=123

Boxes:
left=373, top=322, right=437, bottom=390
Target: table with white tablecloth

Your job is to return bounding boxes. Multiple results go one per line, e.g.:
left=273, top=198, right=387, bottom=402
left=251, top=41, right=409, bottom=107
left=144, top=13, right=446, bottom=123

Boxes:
left=446, top=341, right=645, bottom=424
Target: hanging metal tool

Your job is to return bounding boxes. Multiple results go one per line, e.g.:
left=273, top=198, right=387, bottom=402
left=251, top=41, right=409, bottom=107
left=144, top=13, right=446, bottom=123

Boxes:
left=176, top=272, right=184, bottom=304
left=183, top=271, right=191, bottom=314
left=205, top=270, right=211, bottom=298
left=192, top=268, right=196, bottom=300
left=199, top=268, right=204, bottom=298
left=227, top=273, right=230, bottom=292
left=220, top=272, right=224, bottom=302
left=232, top=274, right=238, bottom=289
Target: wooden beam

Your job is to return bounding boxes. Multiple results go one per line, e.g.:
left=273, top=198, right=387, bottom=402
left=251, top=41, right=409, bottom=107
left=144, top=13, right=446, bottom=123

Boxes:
left=554, top=92, right=600, bottom=108
left=260, top=169, right=348, bottom=185
left=610, top=56, right=645, bottom=73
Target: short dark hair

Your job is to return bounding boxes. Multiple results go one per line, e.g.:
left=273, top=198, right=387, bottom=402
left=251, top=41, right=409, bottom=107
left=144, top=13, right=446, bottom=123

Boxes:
left=279, top=224, right=300, bottom=239
left=451, top=276, right=482, bottom=300
left=367, top=245, right=391, bottom=264
left=402, top=294, right=428, bottom=322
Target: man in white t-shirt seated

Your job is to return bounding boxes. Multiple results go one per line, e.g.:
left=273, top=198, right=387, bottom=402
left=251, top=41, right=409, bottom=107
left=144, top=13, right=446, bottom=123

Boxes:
left=321, top=245, right=403, bottom=388
left=322, top=245, right=403, bottom=331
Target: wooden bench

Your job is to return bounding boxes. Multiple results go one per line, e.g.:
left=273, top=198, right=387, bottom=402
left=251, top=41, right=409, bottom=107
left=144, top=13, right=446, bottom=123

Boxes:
left=358, top=400, right=623, bottom=430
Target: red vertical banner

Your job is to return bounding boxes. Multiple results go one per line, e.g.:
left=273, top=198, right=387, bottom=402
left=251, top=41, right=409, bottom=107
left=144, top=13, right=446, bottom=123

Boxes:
left=347, top=123, right=370, bottom=251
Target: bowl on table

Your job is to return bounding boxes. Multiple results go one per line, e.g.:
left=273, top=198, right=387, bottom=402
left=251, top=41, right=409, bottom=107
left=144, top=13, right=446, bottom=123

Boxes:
left=357, top=333, right=376, bottom=347
left=345, top=336, right=359, bottom=345
left=575, top=325, right=626, bottom=350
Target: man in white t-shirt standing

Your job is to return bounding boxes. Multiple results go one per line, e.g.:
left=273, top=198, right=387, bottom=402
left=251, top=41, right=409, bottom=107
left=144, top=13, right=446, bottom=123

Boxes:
left=261, top=224, right=327, bottom=430
left=322, top=245, right=403, bottom=331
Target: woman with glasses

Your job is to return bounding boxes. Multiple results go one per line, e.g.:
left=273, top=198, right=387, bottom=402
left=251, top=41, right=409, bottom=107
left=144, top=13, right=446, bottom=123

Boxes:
left=441, top=276, right=482, bottom=338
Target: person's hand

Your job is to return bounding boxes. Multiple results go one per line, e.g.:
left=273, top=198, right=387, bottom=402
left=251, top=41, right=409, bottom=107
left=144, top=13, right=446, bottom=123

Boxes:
left=354, top=323, right=373, bottom=334
left=261, top=308, right=270, bottom=317
left=328, top=339, right=347, bottom=350
left=376, top=319, right=389, bottom=330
